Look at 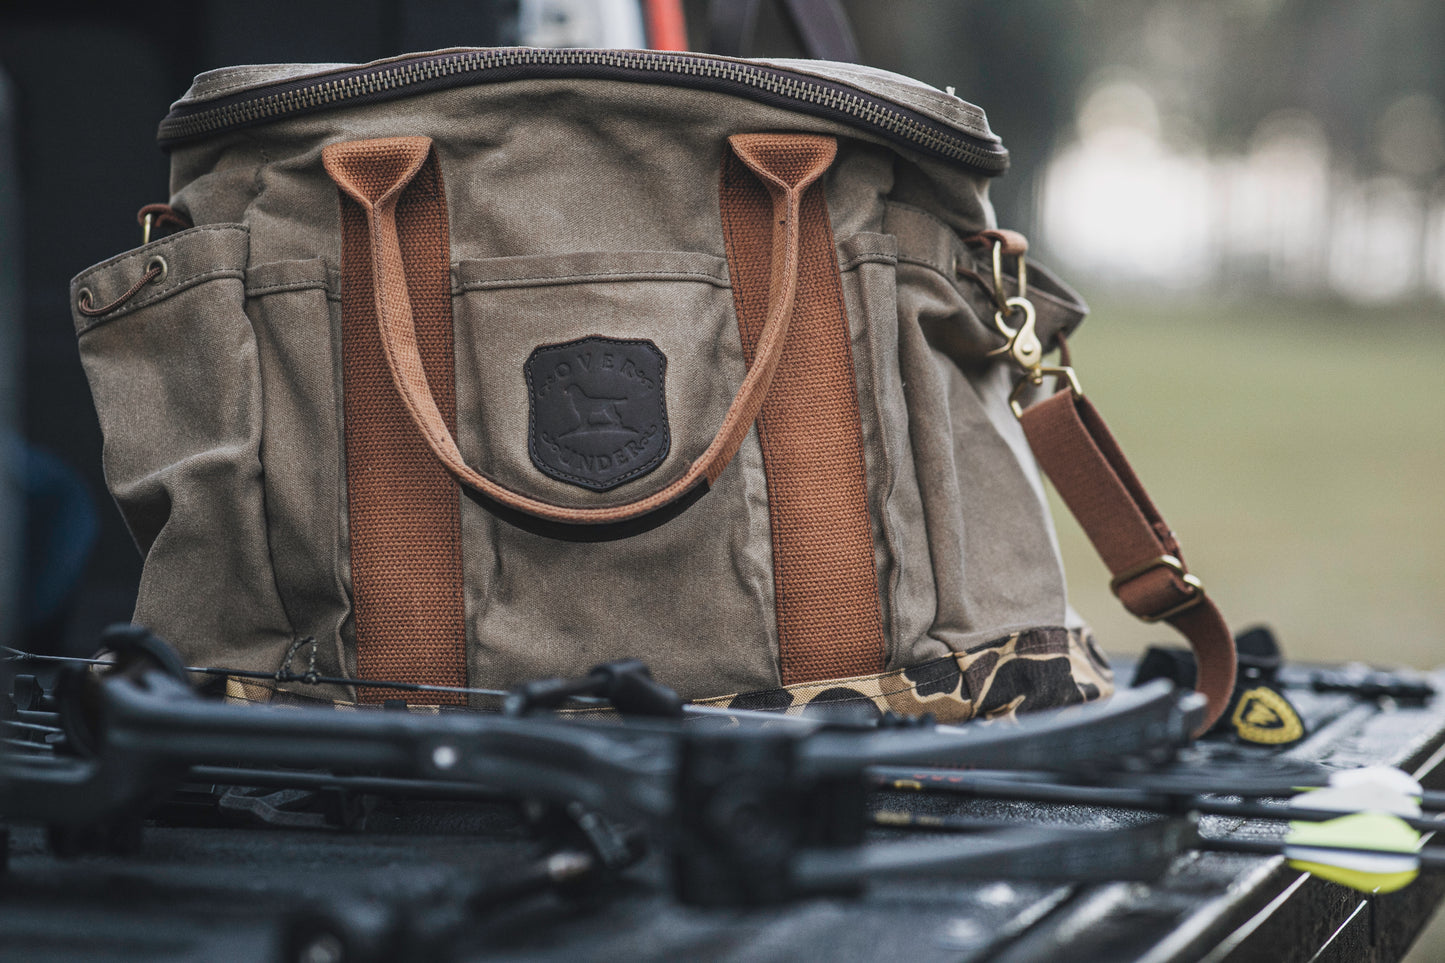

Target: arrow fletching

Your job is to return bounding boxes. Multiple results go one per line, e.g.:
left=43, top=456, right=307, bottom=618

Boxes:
left=1284, top=811, right=1422, bottom=893
left=1282, top=779, right=1424, bottom=893
left=1327, top=765, right=1423, bottom=799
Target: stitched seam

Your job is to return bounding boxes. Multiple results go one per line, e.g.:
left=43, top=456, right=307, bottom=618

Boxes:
left=75, top=268, right=246, bottom=334
left=846, top=255, right=903, bottom=666
left=839, top=250, right=898, bottom=272
left=245, top=277, right=330, bottom=296
left=895, top=253, right=1081, bottom=317
left=882, top=201, right=959, bottom=277
left=884, top=200, right=959, bottom=239
left=719, top=154, right=784, bottom=691
left=895, top=251, right=954, bottom=278
left=246, top=266, right=320, bottom=665
left=884, top=203, right=1083, bottom=315
left=457, top=270, right=730, bottom=291
left=963, top=627, right=1057, bottom=654
left=252, top=357, right=301, bottom=662
left=74, top=224, right=247, bottom=296
left=73, top=223, right=248, bottom=279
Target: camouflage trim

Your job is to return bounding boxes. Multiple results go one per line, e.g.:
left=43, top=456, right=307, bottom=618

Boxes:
left=694, top=627, right=1113, bottom=724
left=220, top=627, right=1111, bottom=723
left=222, top=677, right=441, bottom=714
left=224, top=677, right=278, bottom=706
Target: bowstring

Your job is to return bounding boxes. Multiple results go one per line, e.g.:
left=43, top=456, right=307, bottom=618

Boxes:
left=0, top=644, right=544, bottom=701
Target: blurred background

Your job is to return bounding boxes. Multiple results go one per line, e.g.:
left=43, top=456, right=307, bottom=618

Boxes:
left=0, top=0, right=1440, bottom=954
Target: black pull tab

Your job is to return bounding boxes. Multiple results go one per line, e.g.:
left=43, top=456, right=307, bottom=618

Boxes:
left=589, top=660, right=685, bottom=719
left=503, top=659, right=685, bottom=718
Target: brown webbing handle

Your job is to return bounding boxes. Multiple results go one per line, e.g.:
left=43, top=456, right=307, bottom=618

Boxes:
left=721, top=137, right=885, bottom=685
left=1018, top=387, right=1237, bottom=734
left=323, top=133, right=837, bottom=527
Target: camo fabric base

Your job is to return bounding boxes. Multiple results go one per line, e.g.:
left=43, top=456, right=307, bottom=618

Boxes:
left=223, top=677, right=448, bottom=714
left=695, top=627, right=1113, bottom=724
left=224, top=626, right=1111, bottom=723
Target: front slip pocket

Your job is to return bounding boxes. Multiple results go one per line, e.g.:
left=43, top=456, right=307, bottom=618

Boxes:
left=449, top=250, right=782, bottom=700
left=450, top=250, right=741, bottom=509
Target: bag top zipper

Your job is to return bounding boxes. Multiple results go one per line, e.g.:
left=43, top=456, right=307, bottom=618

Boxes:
left=157, top=47, right=1009, bottom=175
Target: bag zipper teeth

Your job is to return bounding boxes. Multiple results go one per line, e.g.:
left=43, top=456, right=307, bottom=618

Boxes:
left=159, top=49, right=1007, bottom=172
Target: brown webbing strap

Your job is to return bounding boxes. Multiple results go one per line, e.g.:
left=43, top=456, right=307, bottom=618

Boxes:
left=324, top=137, right=466, bottom=705
left=721, top=134, right=885, bottom=685
left=1019, top=388, right=1236, bottom=733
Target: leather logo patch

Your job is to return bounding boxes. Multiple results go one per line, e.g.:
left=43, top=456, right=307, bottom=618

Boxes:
left=525, top=337, right=670, bottom=491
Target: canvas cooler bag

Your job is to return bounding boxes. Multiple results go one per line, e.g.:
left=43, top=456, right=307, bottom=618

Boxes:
left=70, top=48, right=1237, bottom=728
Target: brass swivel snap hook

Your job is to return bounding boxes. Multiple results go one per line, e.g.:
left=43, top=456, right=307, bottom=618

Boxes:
left=992, top=296, right=1043, bottom=371
left=986, top=238, right=1043, bottom=370
left=977, top=236, right=1084, bottom=419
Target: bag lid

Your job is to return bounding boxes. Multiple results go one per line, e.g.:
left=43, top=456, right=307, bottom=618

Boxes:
left=158, top=47, right=1008, bottom=174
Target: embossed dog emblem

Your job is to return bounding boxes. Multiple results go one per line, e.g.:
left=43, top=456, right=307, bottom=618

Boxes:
left=561, top=384, right=628, bottom=435
left=525, top=337, right=670, bottom=491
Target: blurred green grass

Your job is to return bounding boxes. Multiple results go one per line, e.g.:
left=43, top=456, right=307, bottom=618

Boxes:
left=1047, top=294, right=1445, bottom=669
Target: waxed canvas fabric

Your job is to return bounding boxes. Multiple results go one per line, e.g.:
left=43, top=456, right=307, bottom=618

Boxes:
left=70, top=50, right=1112, bottom=719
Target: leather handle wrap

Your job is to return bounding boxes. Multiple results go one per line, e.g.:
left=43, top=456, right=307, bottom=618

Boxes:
left=1018, top=387, right=1237, bottom=735
left=322, top=133, right=837, bottom=527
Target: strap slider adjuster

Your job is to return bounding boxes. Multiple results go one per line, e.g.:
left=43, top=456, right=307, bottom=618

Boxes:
left=1109, top=555, right=1207, bottom=623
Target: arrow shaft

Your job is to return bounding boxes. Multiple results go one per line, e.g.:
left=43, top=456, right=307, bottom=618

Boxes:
left=1207, top=835, right=1440, bottom=867
left=873, top=811, right=1437, bottom=868
left=873, top=768, right=1445, bottom=835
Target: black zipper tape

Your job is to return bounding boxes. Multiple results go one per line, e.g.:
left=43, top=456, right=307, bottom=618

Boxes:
left=157, top=49, right=1009, bottom=175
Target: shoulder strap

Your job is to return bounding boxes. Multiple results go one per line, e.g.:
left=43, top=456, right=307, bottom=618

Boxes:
left=967, top=233, right=1237, bottom=736
left=1017, top=385, right=1236, bottom=735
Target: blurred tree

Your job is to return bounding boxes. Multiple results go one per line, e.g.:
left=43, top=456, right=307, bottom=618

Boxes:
left=838, top=0, right=1445, bottom=247
left=844, top=0, right=1090, bottom=237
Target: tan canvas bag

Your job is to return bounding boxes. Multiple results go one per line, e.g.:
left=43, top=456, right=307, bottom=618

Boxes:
left=70, top=49, right=1235, bottom=728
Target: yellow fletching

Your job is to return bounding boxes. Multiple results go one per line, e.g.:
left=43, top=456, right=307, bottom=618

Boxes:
left=1287, top=860, right=1418, bottom=894
left=1285, top=811, right=1422, bottom=893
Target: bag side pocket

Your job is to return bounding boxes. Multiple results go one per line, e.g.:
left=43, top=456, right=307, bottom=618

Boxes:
left=244, top=258, right=352, bottom=689
left=885, top=211, right=1074, bottom=649
left=837, top=232, right=945, bottom=671
left=72, top=225, right=296, bottom=672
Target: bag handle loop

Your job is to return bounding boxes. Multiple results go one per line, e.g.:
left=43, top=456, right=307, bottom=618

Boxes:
left=323, top=133, right=836, bottom=527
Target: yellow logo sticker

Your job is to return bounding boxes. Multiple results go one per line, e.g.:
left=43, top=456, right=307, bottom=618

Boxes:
left=1230, top=686, right=1305, bottom=745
